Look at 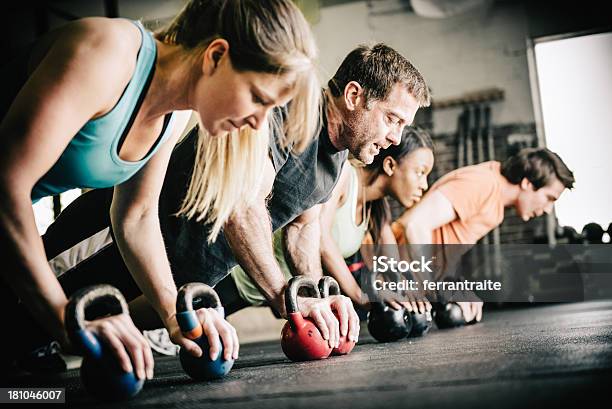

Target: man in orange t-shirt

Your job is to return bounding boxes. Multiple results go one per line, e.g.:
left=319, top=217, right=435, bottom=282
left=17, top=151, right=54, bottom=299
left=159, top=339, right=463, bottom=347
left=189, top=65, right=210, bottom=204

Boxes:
left=392, top=147, right=575, bottom=322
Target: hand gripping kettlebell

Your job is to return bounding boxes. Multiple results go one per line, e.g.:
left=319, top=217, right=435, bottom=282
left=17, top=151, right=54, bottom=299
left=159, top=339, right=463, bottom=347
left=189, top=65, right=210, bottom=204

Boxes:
left=65, top=285, right=144, bottom=401
left=433, top=302, right=466, bottom=329
left=176, top=282, right=234, bottom=380
left=317, top=276, right=356, bottom=355
left=365, top=271, right=412, bottom=343
left=281, top=276, right=333, bottom=361
left=408, top=309, right=433, bottom=337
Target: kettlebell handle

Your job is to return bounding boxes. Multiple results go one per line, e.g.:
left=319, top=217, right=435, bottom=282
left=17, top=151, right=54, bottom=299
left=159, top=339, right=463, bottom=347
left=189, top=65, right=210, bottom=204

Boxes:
left=64, top=285, right=128, bottom=358
left=176, top=283, right=224, bottom=340
left=285, top=276, right=320, bottom=314
left=65, top=285, right=128, bottom=333
left=318, top=276, right=340, bottom=298
left=176, top=282, right=222, bottom=313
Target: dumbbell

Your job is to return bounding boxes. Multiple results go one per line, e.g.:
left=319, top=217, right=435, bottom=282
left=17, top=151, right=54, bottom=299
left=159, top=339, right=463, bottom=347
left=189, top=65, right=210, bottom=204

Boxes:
left=432, top=302, right=470, bottom=329
left=582, top=223, right=605, bottom=244
left=281, top=276, right=333, bottom=361
left=605, top=223, right=612, bottom=244
left=176, top=282, right=234, bottom=380
left=65, top=285, right=144, bottom=401
left=563, top=226, right=584, bottom=244
left=318, top=276, right=356, bottom=355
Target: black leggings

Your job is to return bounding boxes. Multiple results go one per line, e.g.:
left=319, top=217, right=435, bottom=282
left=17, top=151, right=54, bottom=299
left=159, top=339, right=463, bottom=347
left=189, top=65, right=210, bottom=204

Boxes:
left=43, top=188, right=142, bottom=301
left=43, top=188, right=113, bottom=259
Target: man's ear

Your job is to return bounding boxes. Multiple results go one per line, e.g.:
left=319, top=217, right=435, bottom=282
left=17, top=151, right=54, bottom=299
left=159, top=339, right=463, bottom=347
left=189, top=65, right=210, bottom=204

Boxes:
left=202, top=39, right=230, bottom=76
left=382, top=156, right=396, bottom=176
left=343, top=81, right=364, bottom=111
left=520, top=177, right=533, bottom=191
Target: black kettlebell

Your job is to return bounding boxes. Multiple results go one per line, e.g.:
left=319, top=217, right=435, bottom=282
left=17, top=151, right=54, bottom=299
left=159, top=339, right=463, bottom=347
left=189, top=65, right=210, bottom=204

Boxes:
left=409, top=310, right=433, bottom=337
left=367, top=302, right=412, bottom=342
left=433, top=303, right=466, bottom=329
left=365, top=271, right=412, bottom=342
left=65, top=285, right=144, bottom=401
left=176, top=282, right=234, bottom=380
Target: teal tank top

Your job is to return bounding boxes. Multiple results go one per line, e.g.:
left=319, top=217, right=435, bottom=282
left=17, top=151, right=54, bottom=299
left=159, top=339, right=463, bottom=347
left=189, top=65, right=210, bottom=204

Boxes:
left=31, top=20, right=176, bottom=202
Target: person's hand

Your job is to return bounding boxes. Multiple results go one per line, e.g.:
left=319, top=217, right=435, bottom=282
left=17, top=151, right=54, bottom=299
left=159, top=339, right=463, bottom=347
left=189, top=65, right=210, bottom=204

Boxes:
left=328, top=294, right=360, bottom=344
left=375, top=287, right=431, bottom=314
left=84, top=313, right=154, bottom=380
left=456, top=301, right=483, bottom=323
left=399, top=288, right=431, bottom=314
left=165, top=308, right=239, bottom=361
left=297, top=295, right=359, bottom=348
left=376, top=288, right=405, bottom=310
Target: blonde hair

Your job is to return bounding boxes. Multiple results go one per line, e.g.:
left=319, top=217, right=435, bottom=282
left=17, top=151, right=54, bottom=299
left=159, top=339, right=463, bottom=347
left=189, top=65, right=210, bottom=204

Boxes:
left=178, top=123, right=269, bottom=241
left=157, top=0, right=320, bottom=241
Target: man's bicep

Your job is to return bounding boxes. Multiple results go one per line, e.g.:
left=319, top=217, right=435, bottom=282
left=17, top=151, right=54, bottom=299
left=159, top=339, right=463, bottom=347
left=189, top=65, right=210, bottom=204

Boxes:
left=434, top=174, right=496, bottom=222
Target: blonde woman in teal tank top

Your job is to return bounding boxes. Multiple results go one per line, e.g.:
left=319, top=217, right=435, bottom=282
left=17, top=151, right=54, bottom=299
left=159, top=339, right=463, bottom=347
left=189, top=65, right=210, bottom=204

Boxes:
left=232, top=127, right=435, bottom=313
left=0, top=0, right=321, bottom=376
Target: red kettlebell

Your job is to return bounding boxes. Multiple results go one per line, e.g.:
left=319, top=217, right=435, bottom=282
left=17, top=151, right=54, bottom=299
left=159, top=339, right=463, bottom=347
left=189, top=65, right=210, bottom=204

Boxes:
left=318, top=276, right=356, bottom=355
left=281, top=276, right=332, bottom=362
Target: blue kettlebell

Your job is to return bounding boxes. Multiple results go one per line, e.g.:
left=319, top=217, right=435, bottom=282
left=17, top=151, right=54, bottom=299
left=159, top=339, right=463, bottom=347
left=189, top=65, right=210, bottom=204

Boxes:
left=65, top=285, right=144, bottom=401
left=176, top=283, right=234, bottom=380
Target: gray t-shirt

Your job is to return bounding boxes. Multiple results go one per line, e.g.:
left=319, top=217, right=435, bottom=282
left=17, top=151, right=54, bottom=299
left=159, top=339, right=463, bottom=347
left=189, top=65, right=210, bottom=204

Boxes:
left=160, top=112, right=348, bottom=286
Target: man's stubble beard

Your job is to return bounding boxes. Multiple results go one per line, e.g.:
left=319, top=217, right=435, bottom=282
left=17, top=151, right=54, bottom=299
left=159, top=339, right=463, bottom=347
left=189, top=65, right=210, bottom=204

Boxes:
left=343, top=109, right=372, bottom=163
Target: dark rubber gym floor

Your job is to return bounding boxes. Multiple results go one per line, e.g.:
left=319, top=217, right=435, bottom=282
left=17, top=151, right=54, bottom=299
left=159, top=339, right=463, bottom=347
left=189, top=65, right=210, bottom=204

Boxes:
left=9, top=301, right=612, bottom=408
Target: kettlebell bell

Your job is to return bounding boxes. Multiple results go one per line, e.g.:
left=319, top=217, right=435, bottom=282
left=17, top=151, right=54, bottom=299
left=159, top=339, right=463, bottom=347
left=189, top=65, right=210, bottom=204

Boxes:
left=65, top=285, right=144, bottom=401
left=408, top=310, right=433, bottom=337
left=367, top=301, right=412, bottom=342
left=176, top=282, right=234, bottom=380
left=281, top=275, right=333, bottom=361
left=433, top=303, right=466, bottom=329
left=318, top=276, right=356, bottom=355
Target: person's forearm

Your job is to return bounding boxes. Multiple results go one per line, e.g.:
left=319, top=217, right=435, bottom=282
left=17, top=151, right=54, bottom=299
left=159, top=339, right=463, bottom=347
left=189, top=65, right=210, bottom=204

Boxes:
left=400, top=220, right=436, bottom=289
left=0, top=187, right=68, bottom=344
left=283, top=219, right=323, bottom=280
left=111, top=211, right=177, bottom=325
left=224, top=201, right=288, bottom=317
left=402, top=220, right=433, bottom=245
left=320, top=238, right=364, bottom=306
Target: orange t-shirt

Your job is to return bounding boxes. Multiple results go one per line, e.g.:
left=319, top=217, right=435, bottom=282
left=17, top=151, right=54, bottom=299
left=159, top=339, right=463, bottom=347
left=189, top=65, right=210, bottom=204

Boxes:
left=393, top=161, right=505, bottom=245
